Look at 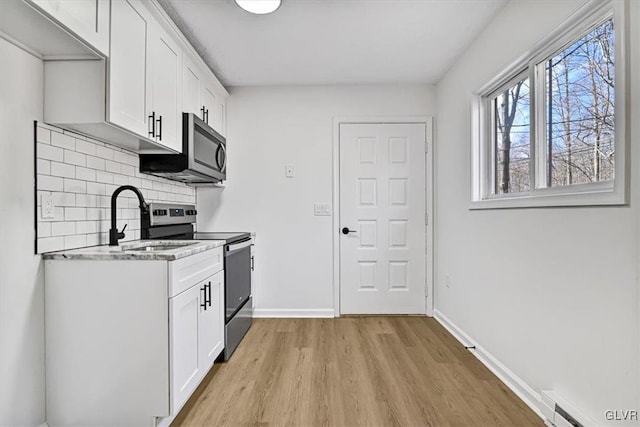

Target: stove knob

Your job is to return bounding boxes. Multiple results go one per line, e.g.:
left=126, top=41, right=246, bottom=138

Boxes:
left=187, top=210, right=197, bottom=216
left=153, top=209, right=167, bottom=216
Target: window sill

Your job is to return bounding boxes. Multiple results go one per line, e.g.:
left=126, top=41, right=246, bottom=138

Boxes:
left=469, top=186, right=627, bottom=210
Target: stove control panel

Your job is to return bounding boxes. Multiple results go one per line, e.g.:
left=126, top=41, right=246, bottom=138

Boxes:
left=149, top=203, right=196, bottom=226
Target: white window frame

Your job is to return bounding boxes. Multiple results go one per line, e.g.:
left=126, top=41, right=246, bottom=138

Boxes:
left=471, top=0, right=629, bottom=209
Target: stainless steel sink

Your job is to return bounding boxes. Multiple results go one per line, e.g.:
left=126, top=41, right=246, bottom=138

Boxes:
left=122, top=242, right=195, bottom=252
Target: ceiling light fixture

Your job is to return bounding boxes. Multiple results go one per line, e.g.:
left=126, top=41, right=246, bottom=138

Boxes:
left=234, top=0, right=281, bottom=15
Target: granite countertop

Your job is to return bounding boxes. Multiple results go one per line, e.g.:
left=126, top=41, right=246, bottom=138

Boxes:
left=42, top=240, right=225, bottom=261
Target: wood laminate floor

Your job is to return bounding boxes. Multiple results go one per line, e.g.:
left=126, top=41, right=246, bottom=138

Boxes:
left=172, top=317, right=543, bottom=427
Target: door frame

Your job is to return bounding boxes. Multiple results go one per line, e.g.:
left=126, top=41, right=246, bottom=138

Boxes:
left=332, top=116, right=435, bottom=317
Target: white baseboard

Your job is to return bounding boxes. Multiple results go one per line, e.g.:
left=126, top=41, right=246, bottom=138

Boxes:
left=253, top=308, right=335, bottom=318
left=433, top=309, right=545, bottom=420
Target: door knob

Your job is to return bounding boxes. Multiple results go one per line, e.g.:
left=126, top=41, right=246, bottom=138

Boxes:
left=342, top=227, right=356, bottom=235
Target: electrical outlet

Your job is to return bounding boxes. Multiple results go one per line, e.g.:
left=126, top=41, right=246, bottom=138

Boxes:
left=42, top=193, right=55, bottom=219
left=314, top=202, right=331, bottom=216
left=285, top=165, right=295, bottom=178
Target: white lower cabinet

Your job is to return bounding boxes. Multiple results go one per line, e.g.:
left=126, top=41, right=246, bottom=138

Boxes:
left=168, top=270, right=224, bottom=417
left=44, top=246, right=225, bottom=427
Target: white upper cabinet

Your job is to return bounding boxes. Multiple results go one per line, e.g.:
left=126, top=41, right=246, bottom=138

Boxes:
left=109, top=0, right=181, bottom=152
left=181, top=57, right=227, bottom=136
left=27, top=0, right=110, bottom=55
left=37, top=0, right=227, bottom=154
left=149, top=23, right=182, bottom=152
left=201, top=83, right=217, bottom=129
left=108, top=0, right=151, bottom=139
left=182, top=57, right=203, bottom=118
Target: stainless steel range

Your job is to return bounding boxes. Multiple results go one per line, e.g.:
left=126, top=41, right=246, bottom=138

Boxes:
left=143, top=202, right=252, bottom=360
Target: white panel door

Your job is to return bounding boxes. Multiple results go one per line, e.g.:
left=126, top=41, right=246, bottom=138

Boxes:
left=340, top=123, right=426, bottom=314
left=169, top=283, right=201, bottom=413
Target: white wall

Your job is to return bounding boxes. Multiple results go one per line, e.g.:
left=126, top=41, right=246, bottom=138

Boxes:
left=197, top=85, right=436, bottom=316
left=435, top=0, right=639, bottom=425
left=0, top=39, right=46, bottom=426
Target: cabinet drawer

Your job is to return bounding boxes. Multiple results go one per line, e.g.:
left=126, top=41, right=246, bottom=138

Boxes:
left=168, top=247, right=223, bottom=297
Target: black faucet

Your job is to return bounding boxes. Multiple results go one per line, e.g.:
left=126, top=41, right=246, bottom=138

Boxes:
left=109, top=185, right=150, bottom=246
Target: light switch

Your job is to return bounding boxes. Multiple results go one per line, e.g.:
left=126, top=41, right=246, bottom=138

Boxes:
left=42, top=193, right=55, bottom=219
left=285, top=165, right=295, bottom=178
left=314, top=202, right=331, bottom=216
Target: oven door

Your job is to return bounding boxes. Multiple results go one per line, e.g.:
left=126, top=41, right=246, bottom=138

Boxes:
left=184, top=113, right=226, bottom=181
left=224, top=239, right=252, bottom=322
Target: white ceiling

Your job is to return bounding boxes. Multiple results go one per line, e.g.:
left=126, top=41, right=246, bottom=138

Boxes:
left=158, top=0, right=508, bottom=87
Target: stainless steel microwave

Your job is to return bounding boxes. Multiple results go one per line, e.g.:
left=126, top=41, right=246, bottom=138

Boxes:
left=140, top=113, right=226, bottom=184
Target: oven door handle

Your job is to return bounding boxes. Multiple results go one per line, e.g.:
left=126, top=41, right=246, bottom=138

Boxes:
left=226, top=239, right=252, bottom=253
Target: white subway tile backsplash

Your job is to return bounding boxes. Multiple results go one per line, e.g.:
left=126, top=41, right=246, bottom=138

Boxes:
left=38, top=222, right=51, bottom=238
left=38, top=237, right=64, bottom=253
left=51, top=132, right=75, bottom=150
left=120, top=164, right=135, bottom=176
left=75, top=139, right=98, bottom=156
left=86, top=208, right=106, bottom=221
left=51, top=162, right=76, bottom=178
left=98, top=196, right=110, bottom=208
left=76, top=194, right=98, bottom=207
left=38, top=143, right=64, bottom=162
left=128, top=177, right=141, bottom=187
left=52, top=192, right=76, bottom=207
left=51, top=222, right=75, bottom=236
left=64, top=235, right=87, bottom=250
left=76, top=167, right=96, bottom=182
left=65, top=207, right=87, bottom=221
left=95, top=145, right=115, bottom=160
left=37, top=159, right=51, bottom=175
left=86, top=233, right=101, bottom=247
left=113, top=174, right=129, bottom=186
left=36, top=127, right=51, bottom=144
left=104, top=160, right=121, bottom=174
left=95, top=170, right=114, bottom=184
left=113, top=150, right=134, bottom=165
left=64, top=179, right=87, bottom=194
left=38, top=175, right=64, bottom=192
left=36, top=123, right=196, bottom=253
left=76, top=221, right=98, bottom=234
left=64, top=150, right=86, bottom=167
left=86, top=182, right=106, bottom=196
left=86, top=155, right=106, bottom=171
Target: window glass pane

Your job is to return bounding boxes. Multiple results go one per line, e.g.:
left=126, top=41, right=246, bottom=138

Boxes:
left=493, top=77, right=530, bottom=194
left=545, top=19, right=615, bottom=187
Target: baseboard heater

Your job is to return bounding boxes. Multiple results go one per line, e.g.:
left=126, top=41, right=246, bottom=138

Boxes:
left=541, top=391, right=595, bottom=427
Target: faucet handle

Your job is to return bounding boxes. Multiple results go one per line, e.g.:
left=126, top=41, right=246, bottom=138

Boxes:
left=118, top=223, right=127, bottom=239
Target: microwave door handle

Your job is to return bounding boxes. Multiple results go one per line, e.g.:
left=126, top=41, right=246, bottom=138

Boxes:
left=217, top=143, right=227, bottom=173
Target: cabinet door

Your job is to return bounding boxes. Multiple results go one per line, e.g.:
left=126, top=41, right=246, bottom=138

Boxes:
left=182, top=58, right=202, bottom=118
left=108, top=0, right=151, bottom=139
left=169, top=283, right=202, bottom=413
left=198, top=271, right=224, bottom=371
left=215, top=95, right=226, bottom=137
left=201, top=84, right=216, bottom=128
left=149, top=23, right=182, bottom=152
left=28, top=0, right=110, bottom=55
